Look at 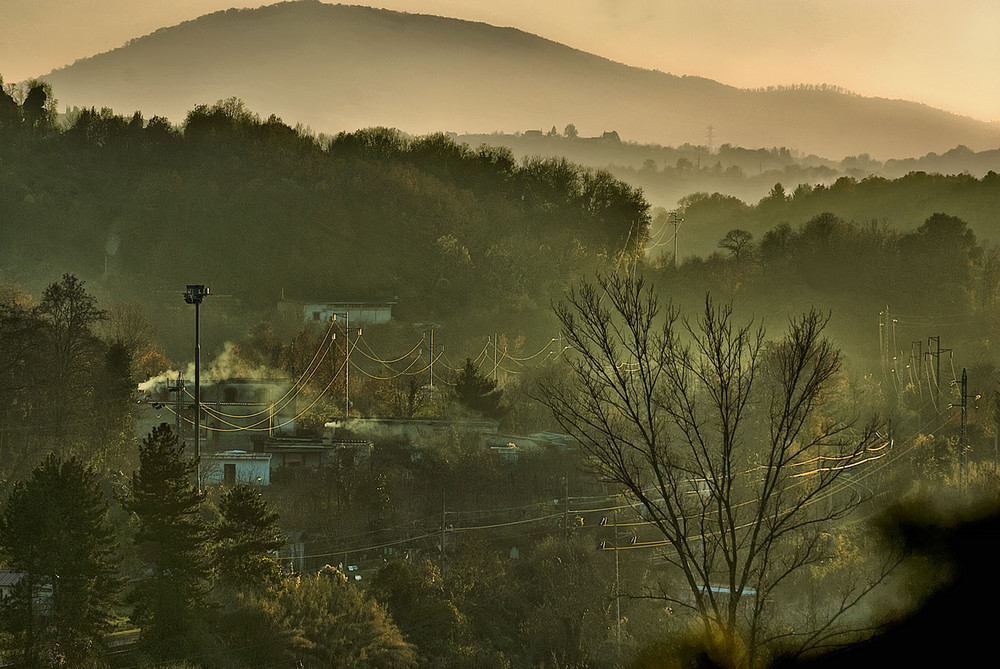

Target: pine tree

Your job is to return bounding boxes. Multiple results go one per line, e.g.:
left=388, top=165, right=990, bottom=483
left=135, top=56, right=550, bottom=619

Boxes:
left=454, top=358, right=502, bottom=419
left=0, top=454, right=121, bottom=667
left=124, top=423, right=208, bottom=656
left=213, top=483, right=286, bottom=596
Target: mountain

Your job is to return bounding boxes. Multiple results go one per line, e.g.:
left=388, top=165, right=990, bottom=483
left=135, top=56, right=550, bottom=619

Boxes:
left=38, top=1, right=1000, bottom=159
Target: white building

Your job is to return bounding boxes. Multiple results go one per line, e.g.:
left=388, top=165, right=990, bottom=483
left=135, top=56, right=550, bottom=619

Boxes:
left=201, top=450, right=272, bottom=486
left=302, top=300, right=395, bottom=325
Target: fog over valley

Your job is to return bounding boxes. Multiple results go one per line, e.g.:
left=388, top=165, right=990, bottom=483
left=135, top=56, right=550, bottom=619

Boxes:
left=1, top=2, right=999, bottom=668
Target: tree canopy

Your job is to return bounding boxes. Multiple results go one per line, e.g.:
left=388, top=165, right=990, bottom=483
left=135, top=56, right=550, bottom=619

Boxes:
left=0, top=454, right=121, bottom=667
left=124, top=423, right=209, bottom=656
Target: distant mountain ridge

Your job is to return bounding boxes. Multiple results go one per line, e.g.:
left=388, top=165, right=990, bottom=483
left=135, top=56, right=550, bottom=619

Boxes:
left=38, top=1, right=1000, bottom=159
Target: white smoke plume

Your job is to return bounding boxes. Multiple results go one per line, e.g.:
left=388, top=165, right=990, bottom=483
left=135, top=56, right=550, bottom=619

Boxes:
left=137, top=341, right=284, bottom=393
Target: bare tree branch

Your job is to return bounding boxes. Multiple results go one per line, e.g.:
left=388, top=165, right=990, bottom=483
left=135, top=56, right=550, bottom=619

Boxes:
left=539, top=272, right=891, bottom=665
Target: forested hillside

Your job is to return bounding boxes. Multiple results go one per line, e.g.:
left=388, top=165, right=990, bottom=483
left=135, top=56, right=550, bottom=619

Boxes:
left=460, top=131, right=1000, bottom=222
left=667, top=171, right=1000, bottom=258
left=0, top=93, right=647, bottom=352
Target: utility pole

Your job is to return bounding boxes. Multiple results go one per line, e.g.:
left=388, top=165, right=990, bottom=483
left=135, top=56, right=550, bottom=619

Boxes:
left=957, top=368, right=980, bottom=490
left=440, top=492, right=447, bottom=575
left=428, top=327, right=435, bottom=388
left=268, top=387, right=274, bottom=437
left=613, top=502, right=622, bottom=657
left=879, top=306, right=896, bottom=377
left=333, top=313, right=360, bottom=418
left=493, top=332, right=499, bottom=382
left=926, top=336, right=952, bottom=410
left=960, top=368, right=968, bottom=485
left=910, top=340, right=923, bottom=397
left=563, top=475, right=569, bottom=541
left=668, top=211, right=683, bottom=267
left=184, top=284, right=209, bottom=493
left=169, top=377, right=185, bottom=443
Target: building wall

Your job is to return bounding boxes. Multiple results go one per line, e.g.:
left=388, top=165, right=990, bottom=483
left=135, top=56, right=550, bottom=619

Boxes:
left=137, top=378, right=297, bottom=455
left=202, top=453, right=272, bottom=485
left=201, top=379, right=297, bottom=451
left=303, top=302, right=394, bottom=325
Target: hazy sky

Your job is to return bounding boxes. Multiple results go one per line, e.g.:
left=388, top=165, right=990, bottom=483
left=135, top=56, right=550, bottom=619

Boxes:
left=3, top=0, right=998, bottom=122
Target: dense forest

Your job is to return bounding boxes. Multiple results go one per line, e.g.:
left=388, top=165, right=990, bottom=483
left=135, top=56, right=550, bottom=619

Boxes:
left=2, top=79, right=1000, bottom=668
left=667, top=171, right=1000, bottom=257
left=1, top=87, right=648, bottom=355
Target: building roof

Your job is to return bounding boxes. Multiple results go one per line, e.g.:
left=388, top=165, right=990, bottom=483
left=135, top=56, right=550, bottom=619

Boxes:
left=0, top=571, right=25, bottom=587
left=203, top=450, right=272, bottom=461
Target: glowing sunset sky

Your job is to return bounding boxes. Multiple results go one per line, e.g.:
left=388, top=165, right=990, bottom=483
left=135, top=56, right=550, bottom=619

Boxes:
left=3, top=0, right=998, bottom=122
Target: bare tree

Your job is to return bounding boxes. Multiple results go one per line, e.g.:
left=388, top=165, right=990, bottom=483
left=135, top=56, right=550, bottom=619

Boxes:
left=540, top=272, right=889, bottom=665
left=718, top=229, right=754, bottom=261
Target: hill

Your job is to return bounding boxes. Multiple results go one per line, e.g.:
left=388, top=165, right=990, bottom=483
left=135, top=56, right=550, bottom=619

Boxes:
left=37, top=1, right=1000, bottom=160
left=0, top=101, right=646, bottom=356
left=454, top=132, right=1000, bottom=214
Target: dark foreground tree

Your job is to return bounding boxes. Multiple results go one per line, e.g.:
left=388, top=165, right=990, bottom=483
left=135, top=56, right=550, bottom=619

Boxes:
left=454, top=358, right=502, bottom=419
left=540, top=273, right=894, bottom=666
left=718, top=228, right=755, bottom=261
left=213, top=482, right=286, bottom=596
left=222, top=566, right=417, bottom=668
left=37, top=274, right=107, bottom=450
left=124, top=423, right=209, bottom=657
left=369, top=558, right=469, bottom=666
left=0, top=454, right=121, bottom=667
left=38, top=273, right=105, bottom=390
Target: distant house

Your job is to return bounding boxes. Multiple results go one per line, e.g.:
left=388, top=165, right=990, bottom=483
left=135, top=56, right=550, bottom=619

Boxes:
left=337, top=417, right=498, bottom=443
left=201, top=450, right=272, bottom=486
left=577, top=130, right=622, bottom=145
left=0, top=571, right=22, bottom=601
left=254, top=436, right=373, bottom=473
left=490, top=443, right=520, bottom=463
left=302, top=300, right=396, bottom=325
left=201, top=378, right=297, bottom=451
left=0, top=571, right=52, bottom=609
left=136, top=377, right=298, bottom=454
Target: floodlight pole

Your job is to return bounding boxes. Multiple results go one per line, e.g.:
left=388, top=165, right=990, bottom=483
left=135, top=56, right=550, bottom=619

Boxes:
left=184, top=284, right=209, bottom=493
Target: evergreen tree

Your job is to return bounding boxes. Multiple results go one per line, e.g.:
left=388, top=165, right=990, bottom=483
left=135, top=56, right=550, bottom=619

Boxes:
left=223, top=566, right=416, bottom=668
left=454, top=358, right=502, bottom=419
left=21, top=81, right=55, bottom=133
left=212, top=483, right=286, bottom=596
left=0, top=75, right=19, bottom=129
left=0, top=454, right=121, bottom=667
left=124, top=423, right=209, bottom=656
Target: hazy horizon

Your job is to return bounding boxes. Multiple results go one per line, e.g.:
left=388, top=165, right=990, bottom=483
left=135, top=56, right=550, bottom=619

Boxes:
left=3, top=0, right=999, bottom=124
